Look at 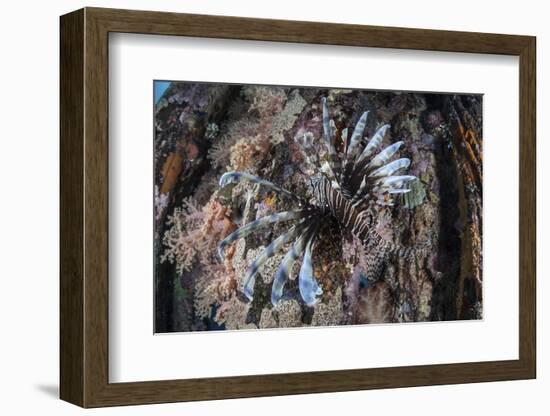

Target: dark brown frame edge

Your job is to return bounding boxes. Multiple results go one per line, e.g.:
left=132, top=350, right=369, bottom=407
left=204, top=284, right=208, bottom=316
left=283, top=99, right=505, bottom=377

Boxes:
left=60, top=7, right=536, bottom=408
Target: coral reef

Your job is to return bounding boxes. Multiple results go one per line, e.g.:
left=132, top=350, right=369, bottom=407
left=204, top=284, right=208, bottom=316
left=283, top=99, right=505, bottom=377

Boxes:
left=154, top=82, right=483, bottom=332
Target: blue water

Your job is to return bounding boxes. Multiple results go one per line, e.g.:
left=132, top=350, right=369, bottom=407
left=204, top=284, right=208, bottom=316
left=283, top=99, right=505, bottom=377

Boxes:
left=154, top=81, right=171, bottom=104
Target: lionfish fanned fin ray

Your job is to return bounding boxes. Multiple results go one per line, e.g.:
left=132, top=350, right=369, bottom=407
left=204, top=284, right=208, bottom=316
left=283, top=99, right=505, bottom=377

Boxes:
left=350, top=158, right=411, bottom=204
left=341, top=111, right=369, bottom=182
left=271, top=224, right=315, bottom=306
left=350, top=143, right=409, bottom=204
left=388, top=188, right=412, bottom=194
left=322, top=97, right=333, bottom=144
left=219, top=171, right=302, bottom=201
left=322, top=97, right=340, bottom=175
left=298, top=232, right=322, bottom=306
left=355, top=124, right=391, bottom=166
left=369, top=158, right=411, bottom=178
left=367, top=141, right=404, bottom=170
left=341, top=127, right=349, bottom=154
left=217, top=210, right=308, bottom=260
left=243, top=222, right=307, bottom=301
left=347, top=111, right=369, bottom=159
left=379, top=175, right=417, bottom=190
left=351, top=173, right=415, bottom=206
left=350, top=176, right=371, bottom=206
left=330, top=119, right=337, bottom=140
left=320, top=161, right=341, bottom=190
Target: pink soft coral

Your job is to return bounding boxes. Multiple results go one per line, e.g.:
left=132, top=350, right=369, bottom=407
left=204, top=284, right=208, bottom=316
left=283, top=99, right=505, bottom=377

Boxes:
left=161, top=198, right=236, bottom=274
left=161, top=196, right=239, bottom=319
left=229, top=135, right=272, bottom=173
left=161, top=198, right=206, bottom=274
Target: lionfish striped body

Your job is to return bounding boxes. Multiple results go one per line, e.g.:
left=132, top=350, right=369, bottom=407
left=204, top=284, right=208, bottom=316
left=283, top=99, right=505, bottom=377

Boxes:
left=218, top=97, right=424, bottom=307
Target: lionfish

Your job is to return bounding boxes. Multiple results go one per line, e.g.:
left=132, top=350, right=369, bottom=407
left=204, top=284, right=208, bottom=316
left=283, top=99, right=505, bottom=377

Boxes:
left=218, top=97, right=426, bottom=307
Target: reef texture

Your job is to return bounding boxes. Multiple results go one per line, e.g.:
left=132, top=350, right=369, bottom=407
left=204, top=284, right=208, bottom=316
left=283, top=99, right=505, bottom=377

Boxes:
left=154, top=83, right=483, bottom=332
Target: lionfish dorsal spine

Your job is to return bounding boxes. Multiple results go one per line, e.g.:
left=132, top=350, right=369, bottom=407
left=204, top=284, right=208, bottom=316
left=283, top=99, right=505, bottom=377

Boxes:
left=354, top=123, right=391, bottom=166
left=341, top=110, right=369, bottom=183
left=367, top=141, right=405, bottom=170
left=369, top=157, right=410, bottom=178
left=321, top=97, right=340, bottom=176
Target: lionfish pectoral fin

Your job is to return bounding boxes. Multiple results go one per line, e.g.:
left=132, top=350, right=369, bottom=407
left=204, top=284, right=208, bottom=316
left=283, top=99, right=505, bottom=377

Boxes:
left=322, top=98, right=341, bottom=176
left=355, top=124, right=391, bottom=166
left=271, top=226, right=312, bottom=306
left=341, top=128, right=349, bottom=154
left=368, top=158, right=410, bottom=178
left=379, top=175, right=417, bottom=190
left=298, top=236, right=322, bottom=306
left=367, top=141, right=404, bottom=170
left=243, top=223, right=305, bottom=302
left=347, top=111, right=369, bottom=158
left=341, top=111, right=369, bottom=183
left=217, top=210, right=306, bottom=260
left=321, top=97, right=334, bottom=144
left=388, top=188, right=411, bottom=194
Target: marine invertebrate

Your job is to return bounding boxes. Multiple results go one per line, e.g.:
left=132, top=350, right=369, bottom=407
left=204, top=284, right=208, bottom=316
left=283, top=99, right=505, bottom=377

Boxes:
left=205, top=122, right=219, bottom=140
left=269, top=90, right=307, bottom=145
left=161, top=198, right=205, bottom=274
left=161, top=197, right=235, bottom=275
left=244, top=85, right=287, bottom=120
left=207, top=117, right=259, bottom=169
left=355, top=281, right=395, bottom=324
left=154, top=184, right=169, bottom=222
left=217, top=97, right=428, bottom=307
left=229, top=135, right=271, bottom=172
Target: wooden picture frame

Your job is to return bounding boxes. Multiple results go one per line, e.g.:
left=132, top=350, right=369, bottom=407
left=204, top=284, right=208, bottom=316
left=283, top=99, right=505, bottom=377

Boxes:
left=60, top=7, right=536, bottom=408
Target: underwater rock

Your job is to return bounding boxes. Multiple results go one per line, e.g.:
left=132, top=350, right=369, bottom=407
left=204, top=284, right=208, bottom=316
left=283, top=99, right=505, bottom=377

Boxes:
left=215, top=295, right=256, bottom=330
left=269, top=90, right=307, bottom=145
left=259, top=308, right=278, bottom=328
left=273, top=299, right=302, bottom=328
left=311, top=287, right=345, bottom=327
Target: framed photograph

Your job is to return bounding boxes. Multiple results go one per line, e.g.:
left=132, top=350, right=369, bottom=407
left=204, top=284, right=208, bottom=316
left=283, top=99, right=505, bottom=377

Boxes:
left=60, top=7, right=536, bottom=408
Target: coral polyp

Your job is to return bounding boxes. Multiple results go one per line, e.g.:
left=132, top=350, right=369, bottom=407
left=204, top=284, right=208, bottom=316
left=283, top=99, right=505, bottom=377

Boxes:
left=218, top=98, right=425, bottom=307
